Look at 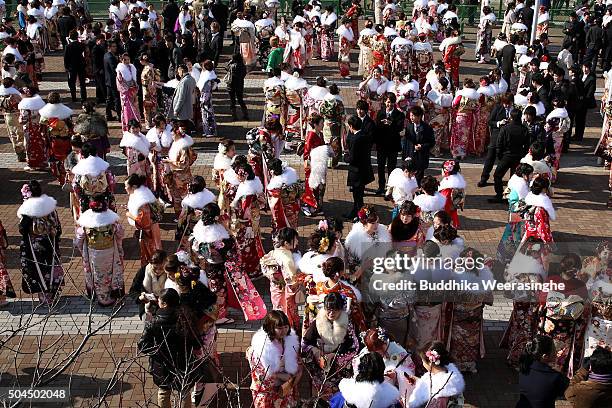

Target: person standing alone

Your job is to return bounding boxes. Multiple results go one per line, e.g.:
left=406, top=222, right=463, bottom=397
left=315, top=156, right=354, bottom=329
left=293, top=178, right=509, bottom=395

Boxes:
left=64, top=30, right=87, bottom=103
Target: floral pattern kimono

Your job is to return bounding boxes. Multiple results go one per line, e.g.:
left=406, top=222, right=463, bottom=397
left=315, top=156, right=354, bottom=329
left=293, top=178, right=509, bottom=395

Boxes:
left=337, top=25, right=354, bottom=77
left=18, top=95, right=47, bottom=170
left=212, top=150, right=233, bottom=189
left=475, top=13, right=495, bottom=62
left=320, top=12, right=337, bottom=60
left=231, top=178, right=266, bottom=279
left=146, top=124, right=173, bottom=203
left=583, top=289, right=612, bottom=359
left=545, top=108, right=571, bottom=183
left=284, top=76, right=308, bottom=142
left=536, top=11, right=549, bottom=38
left=497, top=175, right=529, bottom=263
left=412, top=41, right=434, bottom=89
left=359, top=76, right=388, bottom=119
left=426, top=88, right=453, bottom=157
left=75, top=209, right=125, bottom=306
left=176, top=188, right=215, bottom=251
left=198, top=69, right=218, bottom=137
left=304, top=85, right=329, bottom=117
left=39, top=102, right=73, bottom=184
left=440, top=36, right=463, bottom=87
left=390, top=37, right=413, bottom=77
left=319, top=94, right=345, bottom=165
left=116, top=62, right=141, bottom=131
left=450, top=87, right=480, bottom=158
left=17, top=194, right=64, bottom=299
left=120, top=131, right=152, bottom=180
left=232, top=19, right=257, bottom=68
left=263, top=77, right=287, bottom=125
left=0, top=86, right=24, bottom=160
left=301, top=130, right=326, bottom=211
left=71, top=155, right=116, bottom=216
left=371, top=34, right=390, bottom=77
left=357, top=28, right=376, bottom=77
left=523, top=191, right=555, bottom=244
left=0, top=222, right=15, bottom=302
left=127, top=186, right=162, bottom=267
left=267, top=167, right=301, bottom=232
left=167, top=135, right=196, bottom=214
left=344, top=3, right=362, bottom=43
left=141, top=63, right=161, bottom=128
left=218, top=168, right=240, bottom=227
left=474, top=85, right=496, bottom=155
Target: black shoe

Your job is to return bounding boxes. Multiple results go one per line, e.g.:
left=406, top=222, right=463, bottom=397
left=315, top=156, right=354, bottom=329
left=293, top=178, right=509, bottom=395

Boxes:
left=477, top=180, right=488, bottom=188
left=375, top=188, right=385, bottom=196
left=488, top=196, right=506, bottom=204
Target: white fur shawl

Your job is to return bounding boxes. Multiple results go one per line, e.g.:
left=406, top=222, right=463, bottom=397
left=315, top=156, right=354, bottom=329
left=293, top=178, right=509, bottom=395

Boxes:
left=17, top=194, right=57, bottom=218
left=360, top=27, right=377, bottom=37
left=439, top=173, right=466, bottom=190
left=168, top=135, right=194, bottom=162
left=387, top=168, right=418, bottom=204
left=0, top=85, right=20, bottom=96
left=456, top=87, right=480, bottom=100
left=18, top=95, right=46, bottom=111
left=336, top=24, right=354, bottom=42
left=427, top=89, right=453, bottom=107
left=316, top=309, right=349, bottom=352
left=197, top=69, right=217, bottom=91
left=181, top=189, right=215, bottom=209
left=127, top=186, right=156, bottom=218
left=339, top=378, right=400, bottom=408
left=284, top=76, right=308, bottom=91
left=192, top=221, right=230, bottom=244
left=324, top=92, right=343, bottom=103
left=508, top=174, right=529, bottom=199
left=249, top=329, right=300, bottom=377
left=264, top=76, right=285, bottom=90
left=77, top=209, right=119, bottom=228
left=307, top=85, right=329, bottom=101
left=297, top=251, right=331, bottom=283
left=525, top=191, right=556, bottom=221
left=413, top=192, right=446, bottom=212
left=213, top=152, right=233, bottom=171
left=71, top=155, right=109, bottom=176
left=321, top=11, right=337, bottom=26
left=439, top=35, right=461, bottom=51
left=431, top=236, right=465, bottom=260
left=308, top=145, right=332, bottom=189
left=232, top=178, right=264, bottom=206
left=477, top=85, right=496, bottom=97
left=146, top=125, right=173, bottom=151
left=267, top=167, right=298, bottom=190
left=120, top=131, right=150, bottom=156
left=39, top=103, right=73, bottom=120
left=507, top=252, right=546, bottom=280
left=116, top=62, right=137, bottom=83
left=546, top=107, right=568, bottom=121
left=345, top=222, right=392, bottom=260
left=223, top=168, right=241, bottom=186
left=413, top=41, right=433, bottom=52
left=408, top=364, right=465, bottom=408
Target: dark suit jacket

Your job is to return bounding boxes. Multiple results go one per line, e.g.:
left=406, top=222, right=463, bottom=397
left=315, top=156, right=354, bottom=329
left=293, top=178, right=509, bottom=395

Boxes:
left=582, top=73, right=597, bottom=109
left=496, top=121, right=529, bottom=160
left=534, top=85, right=552, bottom=114
left=346, top=130, right=375, bottom=187
left=403, top=120, right=435, bottom=170
left=57, top=15, right=76, bottom=41
left=500, top=44, right=516, bottom=76
left=64, top=41, right=85, bottom=72
left=488, top=103, right=511, bottom=147
left=517, top=361, right=569, bottom=408
left=375, top=108, right=405, bottom=152
left=103, top=51, right=119, bottom=88
left=92, top=43, right=106, bottom=75
left=162, top=2, right=180, bottom=32
left=210, top=32, right=223, bottom=66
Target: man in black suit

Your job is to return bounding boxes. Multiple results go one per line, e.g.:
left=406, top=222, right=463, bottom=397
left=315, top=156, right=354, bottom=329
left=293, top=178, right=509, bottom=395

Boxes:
left=490, top=109, right=530, bottom=203
left=211, top=0, right=229, bottom=35
left=478, top=93, right=514, bottom=187
left=162, top=0, right=180, bottom=33
left=574, top=62, right=597, bottom=141
left=56, top=7, right=76, bottom=48
left=344, top=115, right=374, bottom=219
left=584, top=17, right=604, bottom=72
left=403, top=106, right=435, bottom=185
left=356, top=99, right=375, bottom=146
left=374, top=92, right=405, bottom=194
left=531, top=73, right=552, bottom=114
left=499, top=34, right=517, bottom=85
left=64, top=30, right=87, bottom=103
left=210, top=21, right=223, bottom=66
left=517, top=0, right=534, bottom=36
left=92, top=35, right=107, bottom=104
left=103, top=41, right=121, bottom=120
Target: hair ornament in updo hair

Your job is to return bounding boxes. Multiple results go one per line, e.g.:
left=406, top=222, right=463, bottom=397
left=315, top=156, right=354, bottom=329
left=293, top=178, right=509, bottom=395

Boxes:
left=20, top=183, right=32, bottom=200
left=442, top=159, right=456, bottom=176
left=318, top=236, right=330, bottom=253
left=218, top=143, right=227, bottom=154
left=236, top=167, right=248, bottom=178
left=213, top=240, right=225, bottom=250
left=357, top=206, right=372, bottom=223
left=425, top=350, right=441, bottom=365
left=318, top=219, right=328, bottom=231
left=89, top=200, right=108, bottom=212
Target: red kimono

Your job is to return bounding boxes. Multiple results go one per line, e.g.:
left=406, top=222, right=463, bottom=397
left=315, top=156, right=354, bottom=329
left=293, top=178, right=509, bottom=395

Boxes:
left=300, top=130, right=325, bottom=209
left=442, top=37, right=462, bottom=87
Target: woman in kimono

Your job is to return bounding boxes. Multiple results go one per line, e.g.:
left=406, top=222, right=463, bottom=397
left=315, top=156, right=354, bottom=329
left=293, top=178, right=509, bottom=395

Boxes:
left=74, top=101, right=111, bottom=159
left=370, top=25, right=389, bottom=76
left=536, top=6, right=549, bottom=38
left=266, top=158, right=301, bottom=232
left=358, top=67, right=387, bottom=119
left=473, top=76, right=496, bottom=155
left=25, top=16, right=45, bottom=80
left=336, top=18, right=354, bottom=79
left=125, top=174, right=161, bottom=267
left=385, top=159, right=419, bottom=219
left=44, top=3, right=60, bottom=51
left=176, top=176, right=215, bottom=251
left=116, top=53, right=140, bottom=131
left=231, top=159, right=265, bottom=279
left=389, top=201, right=425, bottom=258
left=145, top=115, right=173, bottom=205
left=497, top=163, right=533, bottom=263
left=301, top=114, right=330, bottom=216
left=255, top=12, right=275, bottom=69
left=437, top=159, right=466, bottom=228
left=284, top=22, right=306, bottom=70
left=425, top=76, right=452, bottom=157
left=139, top=54, right=161, bottom=130
left=320, top=6, right=337, bottom=61
left=0, top=78, right=24, bottom=162
left=247, top=311, right=301, bottom=407
left=120, top=119, right=152, bottom=180
left=475, top=7, right=496, bottom=64
left=357, top=20, right=376, bottom=78
left=545, top=98, right=571, bottom=184
left=263, top=71, right=286, bottom=125
left=18, top=87, right=47, bottom=171
left=165, top=123, right=196, bottom=215
left=274, top=16, right=290, bottom=48
left=439, top=27, right=463, bottom=88
left=212, top=138, right=235, bottom=189
left=304, top=77, right=328, bottom=117
left=523, top=176, right=555, bottom=248
left=75, top=199, right=124, bottom=307
left=344, top=0, right=362, bottom=43
left=218, top=154, right=243, bottom=227
left=320, top=84, right=345, bottom=168
left=413, top=176, right=446, bottom=227
left=412, top=33, right=434, bottom=89
left=301, top=292, right=360, bottom=400
left=39, top=92, right=73, bottom=185
left=231, top=13, right=257, bottom=69
left=390, top=30, right=413, bottom=78
left=18, top=180, right=63, bottom=303
left=71, top=145, right=116, bottom=216
left=197, top=60, right=219, bottom=138
left=450, top=78, right=479, bottom=159
left=284, top=69, right=308, bottom=143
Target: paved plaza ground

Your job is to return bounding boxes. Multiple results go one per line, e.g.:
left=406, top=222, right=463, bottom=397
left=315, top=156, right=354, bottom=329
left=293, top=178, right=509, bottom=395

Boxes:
left=0, top=26, right=610, bottom=407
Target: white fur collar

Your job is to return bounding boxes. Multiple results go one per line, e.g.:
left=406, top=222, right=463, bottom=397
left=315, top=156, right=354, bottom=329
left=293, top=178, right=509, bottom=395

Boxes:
left=387, top=168, right=418, bottom=193
left=0, top=85, right=20, bottom=96
left=508, top=174, right=529, bottom=199
left=537, top=12, right=549, bottom=23
left=408, top=364, right=465, bottom=407
left=120, top=131, right=150, bottom=156
left=525, top=191, right=556, bottom=220
left=440, top=35, right=461, bottom=49
left=18, top=95, right=45, bottom=111
left=439, top=173, right=466, bottom=190
left=546, top=107, right=568, bottom=121
left=345, top=222, right=392, bottom=260
left=264, top=77, right=285, bottom=89
left=384, top=27, right=398, bottom=37
left=515, top=44, right=528, bottom=54
left=232, top=178, right=263, bottom=206
left=197, top=69, right=217, bottom=90
left=233, top=18, right=254, bottom=29
left=391, top=36, right=413, bottom=48
left=192, top=221, right=230, bottom=243
left=249, top=329, right=300, bottom=378
left=336, top=25, right=354, bottom=42
left=431, top=236, right=465, bottom=260
left=71, top=155, right=109, bottom=176
left=316, top=309, right=349, bottom=351
left=39, top=103, right=73, bottom=120
left=413, top=192, right=446, bottom=212
left=284, top=76, right=308, bottom=91
left=339, top=378, right=400, bottom=408
left=321, top=11, right=337, bottom=25
left=413, top=41, right=433, bottom=52
left=127, top=186, right=156, bottom=217
left=77, top=209, right=119, bottom=228
left=477, top=85, right=496, bottom=97
left=324, top=92, right=343, bottom=102
left=146, top=125, right=173, bottom=150
left=456, top=88, right=480, bottom=100
left=213, top=152, right=233, bottom=171
left=168, top=135, right=194, bottom=162
left=360, top=28, right=377, bottom=36
left=267, top=167, right=298, bottom=190
left=181, top=189, right=215, bottom=210
left=507, top=252, right=546, bottom=280
left=223, top=168, right=241, bottom=186
left=307, top=85, right=329, bottom=100
left=427, top=89, right=453, bottom=107
left=116, top=62, right=137, bottom=82
left=531, top=102, right=546, bottom=116
left=17, top=194, right=57, bottom=218
left=482, top=12, right=496, bottom=22
left=297, top=251, right=331, bottom=283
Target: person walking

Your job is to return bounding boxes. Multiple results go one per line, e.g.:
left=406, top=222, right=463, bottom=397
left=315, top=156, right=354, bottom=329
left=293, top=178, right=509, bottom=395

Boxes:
left=499, top=35, right=516, bottom=85
left=171, top=64, right=197, bottom=124
left=64, top=30, right=87, bottom=103
left=374, top=92, right=404, bottom=195
left=403, top=106, right=434, bottom=185
left=103, top=41, right=121, bottom=121
left=479, top=93, right=514, bottom=187
left=489, top=109, right=530, bottom=203
left=344, top=115, right=374, bottom=219
left=226, top=53, right=248, bottom=120
left=574, top=62, right=596, bottom=142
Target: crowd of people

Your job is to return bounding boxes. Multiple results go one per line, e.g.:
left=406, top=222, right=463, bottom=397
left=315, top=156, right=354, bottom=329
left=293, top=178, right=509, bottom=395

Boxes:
left=0, top=0, right=611, bottom=407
